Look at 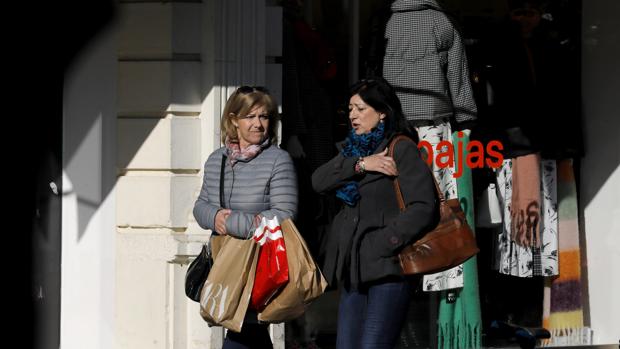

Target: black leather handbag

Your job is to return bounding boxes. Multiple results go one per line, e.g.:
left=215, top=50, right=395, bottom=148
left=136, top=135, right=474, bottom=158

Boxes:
left=184, top=155, right=226, bottom=302
left=185, top=241, right=213, bottom=302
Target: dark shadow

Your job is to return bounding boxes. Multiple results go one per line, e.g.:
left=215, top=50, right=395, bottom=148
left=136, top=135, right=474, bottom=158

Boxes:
left=64, top=22, right=120, bottom=241
left=16, top=1, right=116, bottom=349
left=115, top=118, right=161, bottom=170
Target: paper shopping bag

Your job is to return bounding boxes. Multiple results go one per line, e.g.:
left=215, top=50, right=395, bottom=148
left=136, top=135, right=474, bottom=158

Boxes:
left=210, top=234, right=225, bottom=259
left=199, top=235, right=259, bottom=332
left=258, top=218, right=328, bottom=323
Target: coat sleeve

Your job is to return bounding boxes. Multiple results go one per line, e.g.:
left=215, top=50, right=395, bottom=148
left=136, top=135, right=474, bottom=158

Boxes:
left=192, top=154, right=223, bottom=232
left=365, top=140, right=438, bottom=257
left=225, top=151, right=299, bottom=239
left=311, top=153, right=359, bottom=194
left=446, top=25, right=478, bottom=125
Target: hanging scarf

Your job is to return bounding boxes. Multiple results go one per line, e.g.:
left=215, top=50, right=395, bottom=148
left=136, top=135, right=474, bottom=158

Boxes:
left=510, top=153, right=542, bottom=247
left=335, top=122, right=385, bottom=206
left=225, top=136, right=271, bottom=166
left=541, top=159, right=592, bottom=346
left=437, top=131, right=482, bottom=349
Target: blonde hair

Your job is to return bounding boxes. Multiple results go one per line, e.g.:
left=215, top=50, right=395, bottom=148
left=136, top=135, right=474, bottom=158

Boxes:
left=220, top=87, right=279, bottom=144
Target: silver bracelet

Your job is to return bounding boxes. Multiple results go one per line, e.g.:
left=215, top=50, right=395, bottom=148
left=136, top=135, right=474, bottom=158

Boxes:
left=355, top=157, right=366, bottom=173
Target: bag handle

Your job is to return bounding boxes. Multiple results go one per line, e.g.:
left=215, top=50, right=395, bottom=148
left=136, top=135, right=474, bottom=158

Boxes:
left=220, top=155, right=227, bottom=209
left=210, top=154, right=228, bottom=241
left=387, top=135, right=444, bottom=213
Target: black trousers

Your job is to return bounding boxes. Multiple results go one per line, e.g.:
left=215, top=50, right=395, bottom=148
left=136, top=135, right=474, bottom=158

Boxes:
left=223, top=323, right=273, bottom=349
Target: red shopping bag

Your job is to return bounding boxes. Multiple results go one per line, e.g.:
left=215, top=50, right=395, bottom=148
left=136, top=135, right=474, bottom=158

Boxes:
left=250, top=216, right=289, bottom=311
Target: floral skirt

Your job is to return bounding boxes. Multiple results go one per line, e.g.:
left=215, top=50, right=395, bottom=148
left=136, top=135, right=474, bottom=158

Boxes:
left=415, top=120, right=464, bottom=291
left=495, top=158, right=559, bottom=277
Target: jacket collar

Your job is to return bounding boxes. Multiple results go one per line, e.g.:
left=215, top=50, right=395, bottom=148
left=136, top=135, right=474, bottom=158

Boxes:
left=391, top=0, right=441, bottom=12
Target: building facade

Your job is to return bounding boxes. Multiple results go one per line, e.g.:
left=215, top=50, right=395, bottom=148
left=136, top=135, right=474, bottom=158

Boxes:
left=60, top=0, right=619, bottom=348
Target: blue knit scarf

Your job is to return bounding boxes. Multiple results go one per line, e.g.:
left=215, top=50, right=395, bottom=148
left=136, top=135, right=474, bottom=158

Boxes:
left=336, top=122, right=385, bottom=206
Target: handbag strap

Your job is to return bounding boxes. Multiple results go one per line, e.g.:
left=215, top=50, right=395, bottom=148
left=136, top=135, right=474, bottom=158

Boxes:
left=387, top=135, right=444, bottom=212
left=219, top=154, right=227, bottom=209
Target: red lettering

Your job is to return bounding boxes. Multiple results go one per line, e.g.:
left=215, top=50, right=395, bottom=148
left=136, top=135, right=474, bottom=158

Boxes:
left=435, top=141, right=454, bottom=169
left=486, top=141, right=504, bottom=168
left=454, top=132, right=464, bottom=178
left=414, top=138, right=504, bottom=176
left=466, top=141, right=485, bottom=169
left=418, top=140, right=433, bottom=166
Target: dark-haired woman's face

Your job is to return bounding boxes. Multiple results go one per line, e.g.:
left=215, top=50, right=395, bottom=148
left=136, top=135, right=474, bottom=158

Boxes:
left=348, top=94, right=384, bottom=135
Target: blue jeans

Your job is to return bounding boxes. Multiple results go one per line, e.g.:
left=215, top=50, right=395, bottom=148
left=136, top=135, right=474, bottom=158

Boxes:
left=337, top=279, right=414, bottom=349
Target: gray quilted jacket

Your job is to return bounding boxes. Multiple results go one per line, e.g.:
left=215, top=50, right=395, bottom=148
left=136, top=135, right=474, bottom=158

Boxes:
left=383, top=0, right=477, bottom=126
left=193, top=144, right=298, bottom=239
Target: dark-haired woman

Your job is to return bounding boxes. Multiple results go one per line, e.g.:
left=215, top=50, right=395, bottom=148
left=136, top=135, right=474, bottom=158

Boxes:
left=312, top=77, right=438, bottom=349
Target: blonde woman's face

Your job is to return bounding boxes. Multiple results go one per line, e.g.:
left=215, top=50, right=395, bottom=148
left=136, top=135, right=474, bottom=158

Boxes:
left=234, top=105, right=269, bottom=148
left=349, top=94, right=384, bottom=135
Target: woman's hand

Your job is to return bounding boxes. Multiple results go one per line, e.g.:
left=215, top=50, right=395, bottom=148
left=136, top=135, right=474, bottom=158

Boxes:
left=215, top=209, right=232, bottom=235
left=362, top=148, right=399, bottom=176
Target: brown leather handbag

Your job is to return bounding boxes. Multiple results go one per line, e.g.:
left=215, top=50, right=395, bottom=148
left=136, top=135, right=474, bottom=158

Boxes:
left=388, top=135, right=480, bottom=275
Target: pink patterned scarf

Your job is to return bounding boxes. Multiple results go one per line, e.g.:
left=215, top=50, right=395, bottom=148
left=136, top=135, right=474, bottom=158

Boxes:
left=225, top=137, right=271, bottom=166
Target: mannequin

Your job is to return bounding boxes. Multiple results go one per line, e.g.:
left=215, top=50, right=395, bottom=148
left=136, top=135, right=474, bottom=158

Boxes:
left=382, top=0, right=479, bottom=292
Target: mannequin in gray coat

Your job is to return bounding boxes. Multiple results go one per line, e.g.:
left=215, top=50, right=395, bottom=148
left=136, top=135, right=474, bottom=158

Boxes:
left=382, top=0, right=477, bottom=131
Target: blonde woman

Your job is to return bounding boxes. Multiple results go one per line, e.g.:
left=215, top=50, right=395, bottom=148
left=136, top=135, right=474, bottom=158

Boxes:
left=193, top=86, right=298, bottom=349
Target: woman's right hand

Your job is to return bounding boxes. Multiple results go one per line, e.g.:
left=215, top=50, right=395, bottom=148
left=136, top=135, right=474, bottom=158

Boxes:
left=215, top=209, right=232, bottom=235
left=362, top=148, right=399, bottom=176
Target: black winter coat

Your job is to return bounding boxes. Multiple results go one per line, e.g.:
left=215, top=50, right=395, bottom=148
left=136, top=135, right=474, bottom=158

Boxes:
left=311, top=134, right=438, bottom=289
left=480, top=19, right=583, bottom=159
